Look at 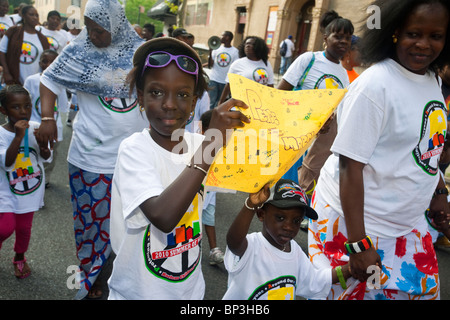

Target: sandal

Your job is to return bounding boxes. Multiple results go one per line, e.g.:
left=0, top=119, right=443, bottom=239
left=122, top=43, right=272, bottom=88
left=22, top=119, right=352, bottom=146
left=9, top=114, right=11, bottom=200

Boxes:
left=13, top=258, right=31, bottom=279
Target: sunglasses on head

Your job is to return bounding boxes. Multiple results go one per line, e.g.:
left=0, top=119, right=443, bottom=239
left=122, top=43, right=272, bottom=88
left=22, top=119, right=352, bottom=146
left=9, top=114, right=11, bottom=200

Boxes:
left=141, top=51, right=199, bottom=84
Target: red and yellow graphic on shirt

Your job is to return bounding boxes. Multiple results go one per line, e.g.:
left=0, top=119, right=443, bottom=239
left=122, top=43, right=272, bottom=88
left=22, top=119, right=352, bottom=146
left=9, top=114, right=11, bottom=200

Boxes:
left=413, top=100, right=447, bottom=175
left=8, top=147, right=43, bottom=195
left=20, top=41, right=39, bottom=65
left=143, top=193, right=202, bottom=282
left=217, top=52, right=232, bottom=67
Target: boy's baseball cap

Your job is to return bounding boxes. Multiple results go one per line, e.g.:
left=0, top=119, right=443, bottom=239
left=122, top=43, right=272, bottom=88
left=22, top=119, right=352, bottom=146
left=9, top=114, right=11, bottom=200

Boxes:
left=265, top=179, right=318, bottom=220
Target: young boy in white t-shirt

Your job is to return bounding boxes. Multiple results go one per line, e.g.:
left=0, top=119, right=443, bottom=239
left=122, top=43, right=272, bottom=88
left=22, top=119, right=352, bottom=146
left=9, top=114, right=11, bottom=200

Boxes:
left=223, top=179, right=352, bottom=300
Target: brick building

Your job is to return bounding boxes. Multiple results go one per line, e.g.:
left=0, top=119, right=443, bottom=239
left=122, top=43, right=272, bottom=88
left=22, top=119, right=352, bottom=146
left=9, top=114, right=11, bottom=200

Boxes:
left=150, top=0, right=373, bottom=72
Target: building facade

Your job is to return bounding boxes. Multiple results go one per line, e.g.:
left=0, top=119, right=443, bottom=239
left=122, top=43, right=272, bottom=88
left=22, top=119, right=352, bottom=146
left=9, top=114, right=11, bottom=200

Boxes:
left=34, top=0, right=87, bottom=25
left=176, top=0, right=372, bottom=72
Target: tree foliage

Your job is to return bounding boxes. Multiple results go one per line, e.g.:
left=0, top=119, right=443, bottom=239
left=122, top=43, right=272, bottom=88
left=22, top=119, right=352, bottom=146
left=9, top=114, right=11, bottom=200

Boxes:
left=123, top=0, right=163, bottom=33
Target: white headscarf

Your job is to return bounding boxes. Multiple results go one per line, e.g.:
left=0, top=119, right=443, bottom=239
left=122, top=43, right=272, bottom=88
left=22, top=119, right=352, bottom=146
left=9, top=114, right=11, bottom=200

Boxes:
left=43, top=0, right=144, bottom=98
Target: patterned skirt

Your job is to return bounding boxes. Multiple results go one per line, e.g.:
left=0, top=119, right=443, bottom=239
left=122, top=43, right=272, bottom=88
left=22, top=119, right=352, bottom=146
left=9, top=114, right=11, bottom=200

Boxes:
left=69, top=163, right=112, bottom=300
left=308, top=190, right=440, bottom=300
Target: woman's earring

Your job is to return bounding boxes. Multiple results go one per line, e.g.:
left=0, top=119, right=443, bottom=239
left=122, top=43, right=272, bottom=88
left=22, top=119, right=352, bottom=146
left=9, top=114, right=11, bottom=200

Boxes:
left=140, top=104, right=145, bottom=112
left=392, top=35, right=398, bottom=44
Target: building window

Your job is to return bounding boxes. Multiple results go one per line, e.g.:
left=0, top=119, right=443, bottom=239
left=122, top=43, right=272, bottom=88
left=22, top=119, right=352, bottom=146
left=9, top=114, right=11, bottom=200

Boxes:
left=185, top=1, right=211, bottom=26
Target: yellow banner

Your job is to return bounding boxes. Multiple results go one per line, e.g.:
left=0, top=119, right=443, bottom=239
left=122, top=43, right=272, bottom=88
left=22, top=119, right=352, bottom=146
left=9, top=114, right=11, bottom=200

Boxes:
left=205, top=74, right=347, bottom=193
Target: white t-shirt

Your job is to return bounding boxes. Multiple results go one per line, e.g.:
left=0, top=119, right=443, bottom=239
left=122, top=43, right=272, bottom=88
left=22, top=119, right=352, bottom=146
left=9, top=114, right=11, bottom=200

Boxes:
left=37, top=27, right=69, bottom=53
left=317, top=58, right=446, bottom=238
left=24, top=73, right=68, bottom=142
left=0, top=121, right=51, bottom=213
left=283, top=51, right=349, bottom=90
left=209, top=45, right=240, bottom=84
left=223, top=232, right=332, bottom=300
left=0, top=15, right=15, bottom=37
left=225, top=57, right=274, bottom=86
left=280, top=38, right=295, bottom=58
left=40, top=74, right=149, bottom=174
left=0, top=31, right=45, bottom=84
left=108, top=129, right=205, bottom=299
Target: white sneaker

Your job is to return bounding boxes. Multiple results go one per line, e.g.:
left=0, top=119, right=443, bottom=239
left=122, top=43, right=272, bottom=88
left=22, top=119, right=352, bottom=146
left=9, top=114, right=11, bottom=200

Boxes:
left=209, top=247, right=224, bottom=265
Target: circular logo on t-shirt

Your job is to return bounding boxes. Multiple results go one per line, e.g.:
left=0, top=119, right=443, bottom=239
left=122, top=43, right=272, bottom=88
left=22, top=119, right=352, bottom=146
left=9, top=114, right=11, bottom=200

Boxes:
left=98, top=97, right=138, bottom=113
left=253, top=68, right=269, bottom=85
left=46, top=36, right=59, bottom=52
left=216, top=52, right=232, bottom=68
left=314, top=74, right=344, bottom=89
left=20, top=41, right=39, bottom=65
left=142, top=194, right=202, bottom=282
left=8, top=147, right=43, bottom=195
left=413, top=100, right=447, bottom=175
left=249, top=275, right=297, bottom=300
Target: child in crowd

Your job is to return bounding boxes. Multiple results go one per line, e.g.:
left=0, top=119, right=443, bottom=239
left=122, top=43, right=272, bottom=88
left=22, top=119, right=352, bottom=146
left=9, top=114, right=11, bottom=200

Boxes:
left=223, top=179, right=352, bottom=300
left=0, top=85, right=51, bottom=279
left=24, top=49, right=68, bottom=187
left=107, top=37, right=250, bottom=299
left=0, top=0, right=14, bottom=39
left=200, top=109, right=224, bottom=265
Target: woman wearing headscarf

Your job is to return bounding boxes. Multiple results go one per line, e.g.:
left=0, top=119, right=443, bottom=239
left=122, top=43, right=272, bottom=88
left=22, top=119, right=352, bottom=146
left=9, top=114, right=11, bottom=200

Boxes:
left=37, top=0, right=147, bottom=299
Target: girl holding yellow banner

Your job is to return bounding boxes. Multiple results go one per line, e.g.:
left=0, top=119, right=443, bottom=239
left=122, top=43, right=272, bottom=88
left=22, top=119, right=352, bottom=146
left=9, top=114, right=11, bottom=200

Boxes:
left=308, top=0, right=450, bottom=300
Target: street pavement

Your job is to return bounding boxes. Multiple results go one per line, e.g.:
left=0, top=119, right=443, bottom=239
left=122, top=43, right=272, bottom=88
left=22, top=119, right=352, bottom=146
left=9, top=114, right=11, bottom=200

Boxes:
left=0, top=114, right=449, bottom=300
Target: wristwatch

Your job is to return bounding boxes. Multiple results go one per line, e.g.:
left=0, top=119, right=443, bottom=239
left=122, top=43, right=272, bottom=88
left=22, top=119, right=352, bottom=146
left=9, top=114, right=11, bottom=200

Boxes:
left=434, top=188, right=449, bottom=196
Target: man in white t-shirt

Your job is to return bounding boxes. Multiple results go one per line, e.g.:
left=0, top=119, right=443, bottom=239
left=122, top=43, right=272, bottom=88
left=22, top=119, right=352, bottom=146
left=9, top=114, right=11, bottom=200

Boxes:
left=279, top=35, right=295, bottom=75
left=37, top=11, right=69, bottom=54
left=207, top=31, right=239, bottom=109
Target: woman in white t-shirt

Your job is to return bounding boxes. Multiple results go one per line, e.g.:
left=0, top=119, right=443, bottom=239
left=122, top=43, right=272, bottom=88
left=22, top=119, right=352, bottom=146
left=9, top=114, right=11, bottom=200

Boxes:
left=0, top=5, right=49, bottom=85
left=37, top=0, right=147, bottom=300
left=218, top=36, right=274, bottom=104
left=308, top=0, right=450, bottom=300
left=277, top=11, right=353, bottom=193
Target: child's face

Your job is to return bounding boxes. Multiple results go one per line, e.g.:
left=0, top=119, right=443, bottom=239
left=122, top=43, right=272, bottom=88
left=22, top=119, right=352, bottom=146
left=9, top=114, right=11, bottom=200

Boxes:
left=0, top=93, right=32, bottom=124
left=258, top=204, right=304, bottom=250
left=39, top=52, right=56, bottom=72
left=394, top=3, right=448, bottom=75
left=324, top=29, right=352, bottom=62
left=138, top=61, right=197, bottom=150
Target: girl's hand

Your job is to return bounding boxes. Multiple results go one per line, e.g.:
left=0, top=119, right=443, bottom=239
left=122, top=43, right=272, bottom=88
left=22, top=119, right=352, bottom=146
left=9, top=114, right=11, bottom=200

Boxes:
left=248, top=183, right=271, bottom=209
left=14, top=120, right=29, bottom=139
left=208, top=98, right=250, bottom=147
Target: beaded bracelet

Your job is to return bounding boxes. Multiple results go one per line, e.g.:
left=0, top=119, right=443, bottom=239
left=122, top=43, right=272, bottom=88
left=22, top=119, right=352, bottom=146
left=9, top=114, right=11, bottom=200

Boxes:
left=335, top=266, right=347, bottom=290
left=41, top=117, right=56, bottom=121
left=345, top=235, right=373, bottom=254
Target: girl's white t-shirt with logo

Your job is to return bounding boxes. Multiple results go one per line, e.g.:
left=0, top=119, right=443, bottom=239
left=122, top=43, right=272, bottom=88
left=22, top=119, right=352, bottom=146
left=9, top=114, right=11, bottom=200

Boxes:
left=317, top=58, right=447, bottom=238
left=0, top=121, right=51, bottom=213
left=283, top=51, right=349, bottom=90
left=108, top=129, right=205, bottom=300
left=225, top=57, right=274, bottom=86
left=41, top=75, right=149, bottom=174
